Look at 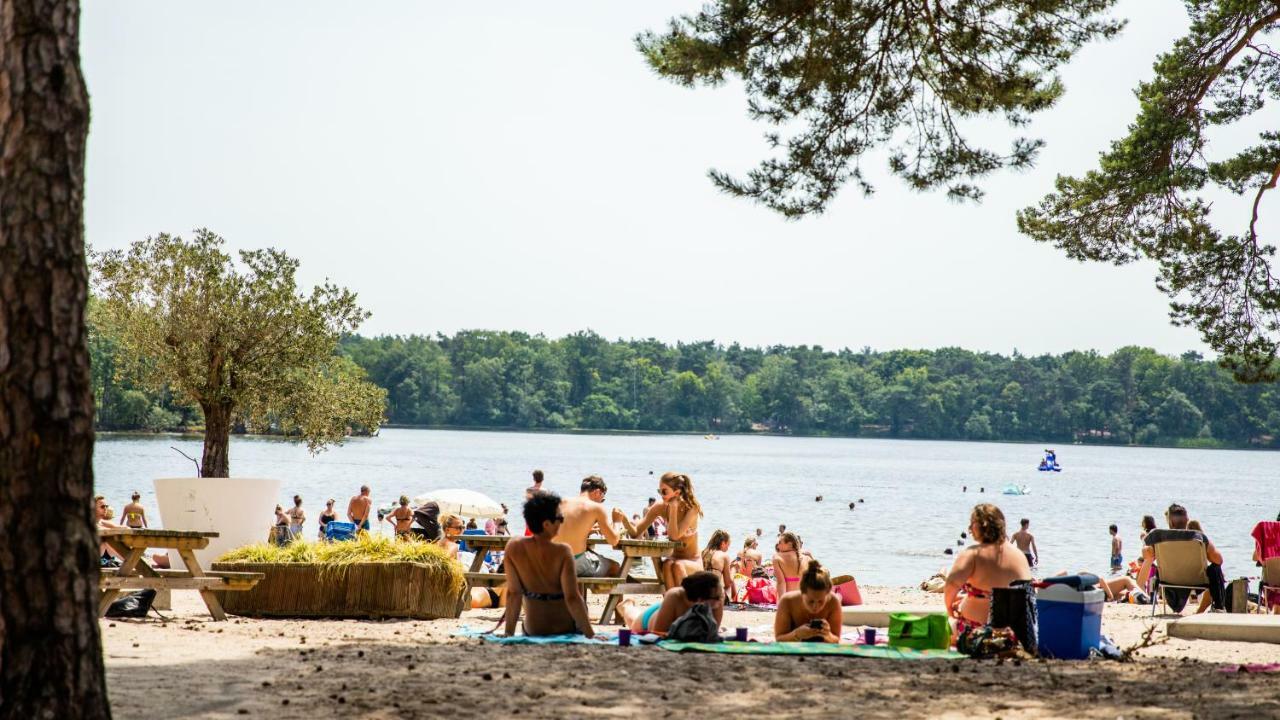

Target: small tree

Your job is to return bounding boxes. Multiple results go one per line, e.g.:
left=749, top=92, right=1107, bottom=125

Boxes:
left=94, top=230, right=387, bottom=477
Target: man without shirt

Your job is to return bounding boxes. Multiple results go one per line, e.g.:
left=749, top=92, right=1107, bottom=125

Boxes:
left=348, top=485, right=373, bottom=531
left=1011, top=518, right=1038, bottom=567
left=553, top=475, right=622, bottom=578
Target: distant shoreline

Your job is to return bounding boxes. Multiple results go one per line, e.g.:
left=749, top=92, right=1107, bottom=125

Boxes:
left=95, top=426, right=1273, bottom=452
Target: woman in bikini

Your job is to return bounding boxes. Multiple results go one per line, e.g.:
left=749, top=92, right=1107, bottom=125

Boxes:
left=774, top=559, right=842, bottom=643
left=285, top=495, right=305, bottom=540
left=616, top=472, right=703, bottom=588
left=701, top=530, right=738, bottom=603
left=944, top=503, right=1032, bottom=636
left=736, top=536, right=763, bottom=578
left=501, top=491, right=594, bottom=637
left=317, top=499, right=337, bottom=539
left=772, top=531, right=809, bottom=600
left=618, top=570, right=724, bottom=636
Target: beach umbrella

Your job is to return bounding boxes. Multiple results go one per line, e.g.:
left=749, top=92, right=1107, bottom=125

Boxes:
left=412, top=488, right=504, bottom=519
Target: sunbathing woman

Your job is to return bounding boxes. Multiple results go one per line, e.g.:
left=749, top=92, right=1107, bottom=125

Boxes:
left=501, top=491, right=594, bottom=637
left=944, top=503, right=1032, bottom=636
left=772, top=531, right=810, bottom=600
left=736, top=536, right=763, bottom=578
left=774, top=559, right=842, bottom=643
left=618, top=570, right=724, bottom=636
left=702, top=530, right=739, bottom=603
left=616, top=472, right=703, bottom=588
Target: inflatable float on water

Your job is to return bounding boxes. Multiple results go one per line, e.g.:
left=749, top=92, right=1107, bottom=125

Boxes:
left=1002, top=484, right=1032, bottom=496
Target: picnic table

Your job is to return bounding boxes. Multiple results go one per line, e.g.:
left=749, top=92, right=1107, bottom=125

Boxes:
left=598, top=538, right=680, bottom=624
left=98, top=528, right=262, bottom=621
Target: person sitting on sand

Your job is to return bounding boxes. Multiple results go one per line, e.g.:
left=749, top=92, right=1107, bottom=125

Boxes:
left=616, top=472, right=703, bottom=588
left=501, top=491, right=595, bottom=638
left=702, top=530, right=739, bottom=603
left=772, top=531, right=810, bottom=599
left=348, top=485, right=373, bottom=532
left=944, top=504, right=1032, bottom=636
left=618, top=570, right=724, bottom=637
left=774, top=559, right=842, bottom=643
left=122, top=492, right=148, bottom=529
left=436, top=514, right=465, bottom=561
left=736, top=536, right=763, bottom=578
left=384, top=495, right=415, bottom=538
left=553, top=475, right=621, bottom=578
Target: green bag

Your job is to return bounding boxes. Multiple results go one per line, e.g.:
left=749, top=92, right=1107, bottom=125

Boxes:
left=887, top=612, right=952, bottom=650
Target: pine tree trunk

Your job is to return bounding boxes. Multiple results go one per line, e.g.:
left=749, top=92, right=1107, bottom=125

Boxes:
left=201, top=402, right=233, bottom=478
left=0, top=1, right=108, bottom=718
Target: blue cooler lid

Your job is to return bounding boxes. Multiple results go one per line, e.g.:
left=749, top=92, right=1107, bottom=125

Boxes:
left=1038, top=585, right=1105, bottom=603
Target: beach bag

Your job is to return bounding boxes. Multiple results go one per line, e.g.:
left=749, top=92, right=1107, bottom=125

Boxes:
left=956, top=625, right=1019, bottom=659
left=413, top=502, right=441, bottom=541
left=667, top=604, right=721, bottom=643
left=105, top=589, right=156, bottom=619
left=990, top=580, right=1038, bottom=655
left=324, top=521, right=357, bottom=542
left=1226, top=578, right=1249, bottom=613
left=833, top=576, right=862, bottom=606
left=744, top=577, right=777, bottom=605
left=887, top=612, right=951, bottom=650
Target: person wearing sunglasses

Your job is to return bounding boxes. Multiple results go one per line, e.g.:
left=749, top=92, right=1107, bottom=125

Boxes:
left=553, top=475, right=623, bottom=578
left=500, top=491, right=595, bottom=638
left=615, top=472, right=704, bottom=589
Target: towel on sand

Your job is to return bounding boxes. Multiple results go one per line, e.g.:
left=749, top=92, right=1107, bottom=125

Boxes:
left=454, top=626, right=616, bottom=645
left=657, top=640, right=963, bottom=659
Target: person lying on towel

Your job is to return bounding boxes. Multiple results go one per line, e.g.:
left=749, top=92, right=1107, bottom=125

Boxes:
left=773, top=560, right=842, bottom=643
left=618, top=571, right=724, bottom=636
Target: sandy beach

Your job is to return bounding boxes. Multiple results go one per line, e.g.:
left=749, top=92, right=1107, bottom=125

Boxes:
left=102, top=585, right=1280, bottom=719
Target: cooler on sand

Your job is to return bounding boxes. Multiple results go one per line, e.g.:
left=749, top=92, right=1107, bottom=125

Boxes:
left=1037, top=584, right=1103, bottom=659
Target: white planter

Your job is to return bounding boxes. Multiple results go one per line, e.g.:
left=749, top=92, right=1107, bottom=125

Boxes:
left=154, top=477, right=281, bottom=570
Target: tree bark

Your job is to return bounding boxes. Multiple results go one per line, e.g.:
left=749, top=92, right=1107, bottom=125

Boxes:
left=0, top=1, right=108, bottom=718
left=200, top=402, right=233, bottom=478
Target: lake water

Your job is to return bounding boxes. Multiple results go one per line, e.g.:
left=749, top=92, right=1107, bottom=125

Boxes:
left=93, top=429, right=1280, bottom=586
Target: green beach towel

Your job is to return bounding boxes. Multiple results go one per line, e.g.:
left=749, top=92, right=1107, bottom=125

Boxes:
left=657, top=640, right=963, bottom=660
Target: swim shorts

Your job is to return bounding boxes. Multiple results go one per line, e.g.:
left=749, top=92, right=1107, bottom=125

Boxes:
left=574, top=549, right=608, bottom=577
left=1110, top=554, right=1122, bottom=570
left=1024, top=552, right=1035, bottom=567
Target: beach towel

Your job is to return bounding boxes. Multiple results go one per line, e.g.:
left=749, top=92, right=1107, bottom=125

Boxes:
left=726, top=601, right=778, bottom=611
left=657, top=640, right=963, bottom=660
left=453, top=626, right=616, bottom=645
left=1252, top=522, right=1280, bottom=561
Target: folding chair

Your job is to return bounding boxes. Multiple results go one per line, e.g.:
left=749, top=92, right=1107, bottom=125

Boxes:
left=1150, top=539, right=1210, bottom=616
left=1261, top=557, right=1280, bottom=613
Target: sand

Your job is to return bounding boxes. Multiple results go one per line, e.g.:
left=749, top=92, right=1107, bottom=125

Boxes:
left=102, top=586, right=1280, bottom=719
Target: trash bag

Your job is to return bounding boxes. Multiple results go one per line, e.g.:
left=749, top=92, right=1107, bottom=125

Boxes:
left=989, top=580, right=1037, bottom=656
left=105, top=589, right=156, bottom=619
left=667, top=603, right=720, bottom=643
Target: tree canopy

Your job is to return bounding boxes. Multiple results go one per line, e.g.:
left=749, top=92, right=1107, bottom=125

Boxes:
left=641, top=1, right=1280, bottom=379
left=92, top=230, right=386, bottom=477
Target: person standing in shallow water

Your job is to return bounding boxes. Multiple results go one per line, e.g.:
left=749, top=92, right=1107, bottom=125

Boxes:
left=286, top=495, right=305, bottom=539
left=318, top=498, right=337, bottom=539
left=348, top=485, right=373, bottom=532
left=1011, top=518, right=1038, bottom=567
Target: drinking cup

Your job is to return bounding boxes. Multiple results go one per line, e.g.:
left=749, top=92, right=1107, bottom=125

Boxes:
left=864, top=628, right=876, bottom=645
left=618, top=628, right=632, bottom=647
left=734, top=627, right=748, bottom=642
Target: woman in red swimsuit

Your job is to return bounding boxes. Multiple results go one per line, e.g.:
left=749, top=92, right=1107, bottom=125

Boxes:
left=944, top=503, right=1032, bottom=636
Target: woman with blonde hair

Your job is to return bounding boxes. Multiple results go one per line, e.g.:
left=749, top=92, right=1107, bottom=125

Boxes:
left=774, top=559, right=842, bottom=643
left=772, top=531, right=810, bottom=600
left=944, top=503, right=1032, bottom=636
left=617, top=471, right=704, bottom=587
left=736, top=535, right=763, bottom=577
left=701, top=530, right=738, bottom=603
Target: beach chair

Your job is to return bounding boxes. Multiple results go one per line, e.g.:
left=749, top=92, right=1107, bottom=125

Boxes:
left=1261, top=558, right=1280, bottom=613
left=1150, top=539, right=1211, bottom=617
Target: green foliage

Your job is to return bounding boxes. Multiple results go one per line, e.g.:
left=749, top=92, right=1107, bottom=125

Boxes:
left=217, top=535, right=464, bottom=593
left=91, top=230, right=386, bottom=473
left=335, top=331, right=1280, bottom=447
left=1019, top=2, right=1280, bottom=380
left=636, top=0, right=1123, bottom=216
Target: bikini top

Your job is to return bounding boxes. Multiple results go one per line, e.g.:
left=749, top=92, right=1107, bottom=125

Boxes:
left=522, top=590, right=565, bottom=601
left=962, top=582, right=990, bottom=600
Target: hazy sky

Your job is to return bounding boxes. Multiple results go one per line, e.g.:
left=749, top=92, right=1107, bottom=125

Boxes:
left=83, top=1, right=1231, bottom=357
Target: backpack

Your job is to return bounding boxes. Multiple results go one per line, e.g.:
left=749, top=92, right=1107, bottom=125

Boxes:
left=990, top=580, right=1038, bottom=656
left=105, top=589, right=156, bottom=618
left=744, top=577, right=777, bottom=605
left=667, top=603, right=720, bottom=643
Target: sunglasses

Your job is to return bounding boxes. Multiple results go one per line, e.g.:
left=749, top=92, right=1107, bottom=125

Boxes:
left=554, top=515, right=565, bottom=523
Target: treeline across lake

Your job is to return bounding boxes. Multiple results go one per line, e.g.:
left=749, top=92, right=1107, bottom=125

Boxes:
left=90, top=325, right=1280, bottom=448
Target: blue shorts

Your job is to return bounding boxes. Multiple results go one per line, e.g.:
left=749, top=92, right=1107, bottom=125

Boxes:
left=1110, top=554, right=1122, bottom=569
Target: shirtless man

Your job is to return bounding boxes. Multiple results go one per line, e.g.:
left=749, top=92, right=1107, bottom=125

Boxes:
left=502, top=491, right=595, bottom=637
left=1012, top=518, right=1038, bottom=567
left=384, top=495, right=415, bottom=538
left=525, top=469, right=544, bottom=501
left=122, top=492, right=148, bottom=529
left=552, top=476, right=622, bottom=578
left=347, top=485, right=373, bottom=531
